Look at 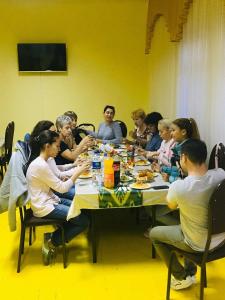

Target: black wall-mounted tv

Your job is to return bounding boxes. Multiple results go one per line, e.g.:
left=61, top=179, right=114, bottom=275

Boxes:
left=17, top=43, right=67, bottom=72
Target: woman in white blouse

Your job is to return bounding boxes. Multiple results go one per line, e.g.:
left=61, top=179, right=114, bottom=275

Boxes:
left=26, top=130, right=90, bottom=265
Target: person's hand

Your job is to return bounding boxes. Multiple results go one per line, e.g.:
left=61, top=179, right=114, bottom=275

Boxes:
left=75, top=161, right=91, bottom=175
left=137, top=147, right=146, bottom=156
left=74, top=156, right=84, bottom=166
left=161, top=172, right=169, bottom=182
left=129, top=130, right=137, bottom=139
left=151, top=162, right=160, bottom=172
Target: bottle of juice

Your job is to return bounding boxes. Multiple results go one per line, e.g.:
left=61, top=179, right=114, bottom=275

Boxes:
left=103, top=156, right=114, bottom=189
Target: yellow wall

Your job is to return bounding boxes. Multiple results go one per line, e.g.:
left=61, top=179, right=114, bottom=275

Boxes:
left=0, top=0, right=148, bottom=141
left=147, top=16, right=178, bottom=119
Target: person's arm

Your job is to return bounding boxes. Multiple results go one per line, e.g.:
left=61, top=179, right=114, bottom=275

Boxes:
left=38, top=161, right=90, bottom=193
left=57, top=163, right=74, bottom=171
left=102, top=122, right=123, bottom=144
left=47, top=158, right=75, bottom=179
left=86, top=130, right=98, bottom=138
left=59, top=138, right=92, bottom=162
left=166, top=182, right=179, bottom=210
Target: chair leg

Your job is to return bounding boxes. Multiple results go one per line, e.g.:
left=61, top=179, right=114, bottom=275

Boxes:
left=166, top=252, right=174, bottom=300
left=203, top=265, right=207, bottom=287
left=60, top=226, right=67, bottom=269
left=17, top=225, right=26, bottom=273
left=29, top=227, right=33, bottom=245
left=151, top=206, right=156, bottom=258
left=91, top=211, right=97, bottom=263
left=135, top=207, right=140, bottom=225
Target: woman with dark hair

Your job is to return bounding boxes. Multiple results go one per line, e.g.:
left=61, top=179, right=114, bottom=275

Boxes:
left=144, top=112, right=163, bottom=151
left=88, top=105, right=122, bottom=144
left=28, top=120, right=78, bottom=200
left=26, top=130, right=90, bottom=265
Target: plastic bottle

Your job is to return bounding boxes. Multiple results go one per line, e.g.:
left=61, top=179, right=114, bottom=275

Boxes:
left=103, top=155, right=114, bottom=189
left=92, top=154, right=102, bottom=186
left=113, top=155, right=120, bottom=187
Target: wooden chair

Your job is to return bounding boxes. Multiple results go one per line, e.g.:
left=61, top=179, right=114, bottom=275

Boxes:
left=166, top=179, right=225, bottom=300
left=17, top=204, right=67, bottom=273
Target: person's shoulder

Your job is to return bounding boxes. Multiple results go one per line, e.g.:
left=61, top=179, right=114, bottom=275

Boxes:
left=113, top=121, right=120, bottom=128
left=169, top=178, right=184, bottom=192
left=29, top=157, right=47, bottom=172
left=207, top=168, right=225, bottom=180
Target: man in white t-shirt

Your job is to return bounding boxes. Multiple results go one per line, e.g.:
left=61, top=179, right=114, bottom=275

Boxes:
left=150, top=139, right=225, bottom=290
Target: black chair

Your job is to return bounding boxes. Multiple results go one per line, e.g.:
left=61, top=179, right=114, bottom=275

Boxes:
left=208, top=143, right=225, bottom=171
left=17, top=204, right=67, bottom=273
left=115, top=120, right=127, bottom=138
left=166, top=179, right=225, bottom=300
left=0, top=121, right=15, bottom=178
left=77, top=123, right=95, bottom=132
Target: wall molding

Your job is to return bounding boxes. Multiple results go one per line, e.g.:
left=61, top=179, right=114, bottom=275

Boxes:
left=145, top=0, right=193, bottom=54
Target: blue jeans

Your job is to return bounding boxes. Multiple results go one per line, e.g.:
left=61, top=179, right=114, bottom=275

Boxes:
left=54, top=185, right=75, bottom=200
left=43, top=198, right=89, bottom=246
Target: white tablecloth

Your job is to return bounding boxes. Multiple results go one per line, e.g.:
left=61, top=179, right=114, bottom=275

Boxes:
left=67, top=174, right=169, bottom=220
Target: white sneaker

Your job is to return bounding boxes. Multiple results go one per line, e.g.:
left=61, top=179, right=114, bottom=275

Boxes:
left=171, top=276, right=193, bottom=290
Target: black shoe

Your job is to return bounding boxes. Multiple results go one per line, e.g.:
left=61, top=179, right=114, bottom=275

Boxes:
left=42, top=233, right=56, bottom=266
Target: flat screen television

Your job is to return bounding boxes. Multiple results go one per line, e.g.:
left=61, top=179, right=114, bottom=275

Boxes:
left=17, top=43, right=67, bottom=72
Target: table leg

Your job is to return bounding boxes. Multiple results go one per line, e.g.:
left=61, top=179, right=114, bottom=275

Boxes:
left=91, top=210, right=97, bottom=263
left=135, top=207, right=140, bottom=224
left=151, top=205, right=156, bottom=258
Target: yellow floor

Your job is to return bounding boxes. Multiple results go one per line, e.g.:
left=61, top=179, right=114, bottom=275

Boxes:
left=0, top=209, right=225, bottom=300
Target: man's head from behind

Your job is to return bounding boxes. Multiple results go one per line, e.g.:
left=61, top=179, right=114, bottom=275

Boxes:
left=180, top=139, right=207, bottom=173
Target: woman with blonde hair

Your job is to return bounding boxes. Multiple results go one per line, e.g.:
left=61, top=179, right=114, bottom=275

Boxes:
left=129, top=109, right=149, bottom=147
left=143, top=119, right=176, bottom=169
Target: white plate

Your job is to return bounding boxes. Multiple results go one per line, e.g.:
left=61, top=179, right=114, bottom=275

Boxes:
left=120, top=176, right=133, bottom=182
left=78, top=173, right=92, bottom=179
left=118, top=144, right=127, bottom=149
left=135, top=160, right=151, bottom=166
left=130, top=182, right=151, bottom=190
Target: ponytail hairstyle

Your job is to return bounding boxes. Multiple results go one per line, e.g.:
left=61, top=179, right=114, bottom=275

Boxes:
left=172, top=118, right=200, bottom=140
left=26, top=130, right=59, bottom=172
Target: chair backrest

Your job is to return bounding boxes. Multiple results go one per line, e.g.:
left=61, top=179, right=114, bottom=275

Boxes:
left=72, top=127, right=88, bottom=145
left=208, top=143, right=225, bottom=171
left=208, top=179, right=225, bottom=236
left=77, top=123, right=95, bottom=132
left=115, top=120, right=127, bottom=138
left=4, top=121, right=15, bottom=163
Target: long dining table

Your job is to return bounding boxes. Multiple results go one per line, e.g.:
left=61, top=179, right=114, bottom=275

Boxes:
left=67, top=168, right=169, bottom=263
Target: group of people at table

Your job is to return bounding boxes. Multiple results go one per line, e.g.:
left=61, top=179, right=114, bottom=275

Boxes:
left=24, top=104, right=225, bottom=292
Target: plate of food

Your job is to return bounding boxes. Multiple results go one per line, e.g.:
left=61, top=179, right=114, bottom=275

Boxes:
left=130, top=182, right=151, bottom=190
left=136, top=169, right=154, bottom=181
left=118, top=144, right=127, bottom=149
left=135, top=159, right=151, bottom=166
left=119, top=151, right=128, bottom=157
left=79, top=171, right=92, bottom=179
left=120, top=175, right=133, bottom=182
